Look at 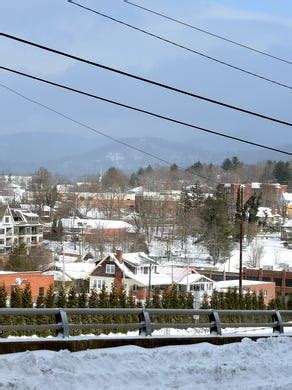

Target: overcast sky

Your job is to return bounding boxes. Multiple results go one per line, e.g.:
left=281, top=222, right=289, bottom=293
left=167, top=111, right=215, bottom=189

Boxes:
left=1, top=0, right=292, bottom=154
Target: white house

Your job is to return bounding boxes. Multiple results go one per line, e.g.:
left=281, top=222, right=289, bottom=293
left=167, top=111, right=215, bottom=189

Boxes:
left=89, top=250, right=214, bottom=302
left=0, top=204, right=43, bottom=253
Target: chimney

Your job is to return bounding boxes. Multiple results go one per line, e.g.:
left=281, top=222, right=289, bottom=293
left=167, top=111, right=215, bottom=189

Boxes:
left=115, top=249, right=123, bottom=262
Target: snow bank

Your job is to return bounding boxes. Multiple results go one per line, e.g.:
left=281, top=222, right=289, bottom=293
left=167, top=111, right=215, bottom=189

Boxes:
left=0, top=337, right=292, bottom=389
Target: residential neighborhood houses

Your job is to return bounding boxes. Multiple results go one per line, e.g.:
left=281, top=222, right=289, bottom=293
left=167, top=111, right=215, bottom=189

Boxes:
left=0, top=168, right=291, bottom=308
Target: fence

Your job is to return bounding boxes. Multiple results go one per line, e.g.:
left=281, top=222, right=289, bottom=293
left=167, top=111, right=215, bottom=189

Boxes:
left=1, top=308, right=292, bottom=338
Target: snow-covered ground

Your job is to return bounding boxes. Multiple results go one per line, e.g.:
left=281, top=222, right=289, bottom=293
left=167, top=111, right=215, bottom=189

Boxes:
left=149, top=233, right=292, bottom=273
left=0, top=337, right=292, bottom=389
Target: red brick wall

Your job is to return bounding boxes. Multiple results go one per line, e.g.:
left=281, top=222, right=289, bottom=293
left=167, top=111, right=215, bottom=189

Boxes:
left=0, top=272, right=54, bottom=302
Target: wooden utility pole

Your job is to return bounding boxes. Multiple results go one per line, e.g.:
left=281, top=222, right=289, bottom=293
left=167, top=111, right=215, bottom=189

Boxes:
left=239, top=185, right=244, bottom=295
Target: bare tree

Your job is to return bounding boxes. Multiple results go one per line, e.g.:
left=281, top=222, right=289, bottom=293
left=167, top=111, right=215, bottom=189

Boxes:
left=246, top=241, right=264, bottom=268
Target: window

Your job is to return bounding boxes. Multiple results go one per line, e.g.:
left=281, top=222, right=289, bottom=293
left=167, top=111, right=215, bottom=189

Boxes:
left=0, top=239, right=4, bottom=245
left=285, top=279, right=292, bottom=288
left=39, top=287, right=45, bottom=295
left=106, top=264, right=115, bottom=274
left=0, top=229, right=4, bottom=235
left=5, top=217, right=9, bottom=223
left=274, top=278, right=282, bottom=287
left=93, top=279, right=105, bottom=289
left=262, top=277, right=271, bottom=282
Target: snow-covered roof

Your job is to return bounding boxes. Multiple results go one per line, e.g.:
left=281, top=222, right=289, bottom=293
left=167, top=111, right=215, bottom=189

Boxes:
left=54, top=261, right=95, bottom=280
left=42, top=270, right=72, bottom=282
left=282, top=193, right=292, bottom=202
left=61, top=218, right=134, bottom=232
left=251, top=182, right=261, bottom=189
left=257, top=207, right=273, bottom=218
left=122, top=252, right=157, bottom=266
left=214, top=279, right=274, bottom=291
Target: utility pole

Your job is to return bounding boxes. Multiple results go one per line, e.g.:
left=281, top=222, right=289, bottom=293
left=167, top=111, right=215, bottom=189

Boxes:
left=148, top=263, right=152, bottom=302
left=239, top=185, right=244, bottom=296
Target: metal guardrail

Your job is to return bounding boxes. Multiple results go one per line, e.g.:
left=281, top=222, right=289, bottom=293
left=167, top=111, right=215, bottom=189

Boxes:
left=0, top=308, right=292, bottom=338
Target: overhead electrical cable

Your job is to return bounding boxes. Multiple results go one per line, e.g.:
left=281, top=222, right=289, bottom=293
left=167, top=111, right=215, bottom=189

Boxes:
left=1, top=66, right=291, bottom=156
left=0, top=82, right=217, bottom=183
left=66, top=0, right=292, bottom=91
left=123, top=0, right=292, bottom=66
left=1, top=33, right=292, bottom=127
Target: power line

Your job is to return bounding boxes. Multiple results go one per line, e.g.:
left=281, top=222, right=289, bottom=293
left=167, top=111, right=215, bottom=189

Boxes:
left=1, top=33, right=292, bottom=128
left=124, top=0, right=292, bottom=66
left=67, top=0, right=292, bottom=91
left=1, top=65, right=291, bottom=156
left=0, top=82, right=216, bottom=183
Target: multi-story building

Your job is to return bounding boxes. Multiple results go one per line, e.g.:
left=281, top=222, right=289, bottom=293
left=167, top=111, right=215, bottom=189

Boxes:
left=0, top=204, right=43, bottom=253
left=219, top=182, right=287, bottom=211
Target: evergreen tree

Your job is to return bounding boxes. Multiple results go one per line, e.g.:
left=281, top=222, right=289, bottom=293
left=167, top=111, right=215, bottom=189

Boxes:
left=45, top=284, right=55, bottom=307
left=56, top=285, right=67, bottom=307
left=221, top=158, right=233, bottom=171
left=170, top=163, right=178, bottom=171
left=109, top=284, right=118, bottom=307
left=129, top=173, right=140, bottom=187
left=22, top=283, right=33, bottom=308
left=145, top=164, right=153, bottom=173
left=273, top=161, right=291, bottom=184
left=57, top=219, right=64, bottom=241
left=151, top=289, right=161, bottom=308
left=36, top=289, right=45, bottom=308
left=10, top=285, right=22, bottom=308
left=126, top=293, right=136, bottom=308
left=88, top=288, right=99, bottom=308
left=257, top=291, right=265, bottom=309
left=0, top=284, right=7, bottom=307
left=50, top=217, right=58, bottom=240
left=210, top=290, right=219, bottom=309
left=118, top=288, right=127, bottom=308
left=5, top=242, right=38, bottom=272
left=98, top=284, right=109, bottom=308
left=200, top=190, right=234, bottom=265
left=77, top=286, right=87, bottom=308
left=137, top=167, right=145, bottom=176
left=67, top=286, right=77, bottom=308
left=200, top=293, right=209, bottom=309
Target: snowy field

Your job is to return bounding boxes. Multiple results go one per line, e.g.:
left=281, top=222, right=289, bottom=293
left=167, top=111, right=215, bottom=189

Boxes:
left=0, top=337, right=291, bottom=389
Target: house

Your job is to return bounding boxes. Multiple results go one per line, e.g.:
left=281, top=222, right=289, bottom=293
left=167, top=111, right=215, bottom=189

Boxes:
left=214, top=279, right=275, bottom=305
left=0, top=270, right=54, bottom=304
left=0, top=205, right=43, bottom=253
left=89, top=250, right=214, bottom=303
left=281, top=193, right=292, bottom=219
left=281, top=219, right=292, bottom=243
left=0, top=204, right=43, bottom=253
left=44, top=261, right=95, bottom=291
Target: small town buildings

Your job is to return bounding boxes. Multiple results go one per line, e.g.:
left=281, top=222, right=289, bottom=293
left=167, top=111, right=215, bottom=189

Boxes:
left=0, top=271, right=54, bottom=304
left=0, top=204, right=43, bottom=254
left=281, top=219, right=292, bottom=244
left=214, top=279, right=275, bottom=305
left=243, top=267, right=292, bottom=298
left=219, top=182, right=287, bottom=210
left=281, top=193, right=292, bottom=219
left=89, top=250, right=214, bottom=302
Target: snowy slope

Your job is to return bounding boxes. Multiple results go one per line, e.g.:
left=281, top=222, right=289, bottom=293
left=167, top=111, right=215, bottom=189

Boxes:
left=0, top=337, right=291, bottom=389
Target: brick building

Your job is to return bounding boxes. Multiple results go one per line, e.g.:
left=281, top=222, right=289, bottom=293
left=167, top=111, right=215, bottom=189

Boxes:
left=243, top=267, right=292, bottom=297
left=0, top=271, right=54, bottom=304
left=219, top=182, right=287, bottom=210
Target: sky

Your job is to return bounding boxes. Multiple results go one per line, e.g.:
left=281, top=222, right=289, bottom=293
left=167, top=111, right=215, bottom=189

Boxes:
left=1, top=0, right=292, bottom=155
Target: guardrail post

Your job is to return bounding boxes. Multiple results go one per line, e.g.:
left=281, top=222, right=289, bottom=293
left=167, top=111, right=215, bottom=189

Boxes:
left=138, top=309, right=152, bottom=336
left=272, top=310, right=284, bottom=334
left=56, top=309, right=69, bottom=338
left=209, top=310, right=222, bottom=336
